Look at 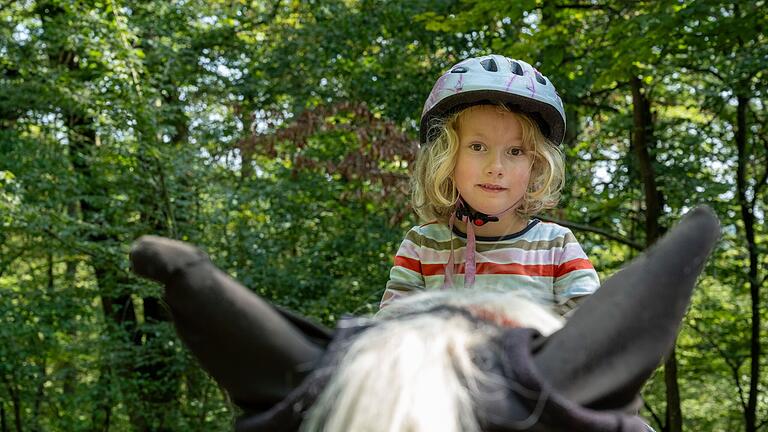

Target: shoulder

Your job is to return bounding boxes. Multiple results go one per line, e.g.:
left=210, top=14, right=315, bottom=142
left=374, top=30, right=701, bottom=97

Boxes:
left=404, top=221, right=453, bottom=243
left=525, top=220, right=578, bottom=243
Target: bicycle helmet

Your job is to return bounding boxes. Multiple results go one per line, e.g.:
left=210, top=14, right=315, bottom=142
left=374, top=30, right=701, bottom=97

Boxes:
left=420, top=54, right=566, bottom=145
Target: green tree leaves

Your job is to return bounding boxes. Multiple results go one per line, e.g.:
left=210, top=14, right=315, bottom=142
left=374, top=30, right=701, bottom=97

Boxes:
left=1, top=0, right=766, bottom=430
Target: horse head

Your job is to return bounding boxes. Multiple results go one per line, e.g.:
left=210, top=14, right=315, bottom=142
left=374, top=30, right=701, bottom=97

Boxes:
left=130, top=207, right=719, bottom=431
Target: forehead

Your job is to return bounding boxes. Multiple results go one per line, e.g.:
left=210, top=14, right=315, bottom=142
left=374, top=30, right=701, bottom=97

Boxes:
left=456, top=105, right=525, bottom=140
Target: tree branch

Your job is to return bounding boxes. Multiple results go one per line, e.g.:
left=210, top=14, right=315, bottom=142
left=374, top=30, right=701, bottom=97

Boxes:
left=689, top=323, right=748, bottom=411
left=756, top=418, right=768, bottom=431
left=41, top=228, right=136, bottom=278
left=643, top=399, right=665, bottom=432
left=685, top=66, right=725, bottom=83
left=537, top=215, right=644, bottom=250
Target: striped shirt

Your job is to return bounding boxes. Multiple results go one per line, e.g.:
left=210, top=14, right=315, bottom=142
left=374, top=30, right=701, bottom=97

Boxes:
left=381, top=219, right=600, bottom=315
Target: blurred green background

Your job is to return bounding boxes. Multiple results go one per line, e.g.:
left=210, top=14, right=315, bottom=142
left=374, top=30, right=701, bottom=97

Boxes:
left=1, top=0, right=765, bottom=430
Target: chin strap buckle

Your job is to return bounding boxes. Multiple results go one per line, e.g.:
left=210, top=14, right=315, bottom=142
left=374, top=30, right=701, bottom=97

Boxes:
left=455, top=202, right=499, bottom=226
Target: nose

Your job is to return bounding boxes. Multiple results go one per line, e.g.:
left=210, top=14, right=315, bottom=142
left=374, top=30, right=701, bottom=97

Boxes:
left=486, top=152, right=504, bottom=177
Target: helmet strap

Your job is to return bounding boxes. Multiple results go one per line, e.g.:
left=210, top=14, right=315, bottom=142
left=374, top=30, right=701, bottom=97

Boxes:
left=454, top=200, right=499, bottom=226
left=443, top=196, right=524, bottom=290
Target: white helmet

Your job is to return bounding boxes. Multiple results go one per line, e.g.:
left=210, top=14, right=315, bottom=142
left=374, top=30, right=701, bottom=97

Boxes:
left=420, top=54, right=566, bottom=145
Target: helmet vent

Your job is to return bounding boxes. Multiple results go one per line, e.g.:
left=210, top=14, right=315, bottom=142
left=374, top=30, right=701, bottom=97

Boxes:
left=535, top=72, right=547, bottom=85
left=451, top=66, right=468, bottom=73
left=480, top=58, right=498, bottom=72
left=510, top=61, right=524, bottom=76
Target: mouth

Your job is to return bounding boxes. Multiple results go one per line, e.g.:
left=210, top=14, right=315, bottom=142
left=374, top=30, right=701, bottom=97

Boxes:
left=477, top=184, right=508, bottom=192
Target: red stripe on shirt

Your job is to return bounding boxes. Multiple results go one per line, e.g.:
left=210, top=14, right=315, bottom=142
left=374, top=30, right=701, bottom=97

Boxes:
left=420, top=262, right=552, bottom=277
left=407, top=258, right=594, bottom=278
left=393, top=255, right=422, bottom=273
left=555, top=258, right=595, bottom=278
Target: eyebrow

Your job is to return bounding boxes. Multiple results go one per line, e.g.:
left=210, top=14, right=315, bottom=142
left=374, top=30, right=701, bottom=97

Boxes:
left=463, top=133, right=525, bottom=145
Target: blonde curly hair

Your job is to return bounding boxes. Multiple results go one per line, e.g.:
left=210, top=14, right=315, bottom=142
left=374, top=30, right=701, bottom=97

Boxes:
left=411, top=104, right=565, bottom=224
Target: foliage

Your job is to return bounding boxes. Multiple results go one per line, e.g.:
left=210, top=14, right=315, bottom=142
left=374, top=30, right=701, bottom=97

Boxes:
left=0, top=0, right=766, bottom=430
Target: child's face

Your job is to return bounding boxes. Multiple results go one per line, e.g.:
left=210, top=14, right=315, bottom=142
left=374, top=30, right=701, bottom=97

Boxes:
left=453, top=105, right=532, bottom=220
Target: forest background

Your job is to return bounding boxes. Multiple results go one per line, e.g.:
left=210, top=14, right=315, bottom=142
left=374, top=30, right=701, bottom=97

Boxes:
left=0, top=0, right=766, bottom=431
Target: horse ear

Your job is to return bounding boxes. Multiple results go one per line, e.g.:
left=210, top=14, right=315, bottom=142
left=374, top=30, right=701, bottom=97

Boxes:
left=532, top=207, right=720, bottom=410
left=130, top=236, right=330, bottom=411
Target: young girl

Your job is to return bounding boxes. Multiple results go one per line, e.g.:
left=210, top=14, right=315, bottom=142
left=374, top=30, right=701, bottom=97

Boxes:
left=381, top=54, right=600, bottom=315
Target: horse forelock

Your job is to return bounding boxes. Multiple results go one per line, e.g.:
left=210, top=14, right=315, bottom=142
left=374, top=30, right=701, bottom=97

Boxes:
left=301, top=290, right=565, bottom=432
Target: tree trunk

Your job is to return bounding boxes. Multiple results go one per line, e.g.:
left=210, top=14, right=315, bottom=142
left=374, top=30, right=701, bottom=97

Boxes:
left=37, top=0, right=145, bottom=422
left=1, top=375, right=22, bottom=432
left=66, top=113, right=130, bottom=431
left=630, top=75, right=680, bottom=432
left=630, top=76, right=664, bottom=244
left=663, top=348, right=682, bottom=432
left=1, top=404, right=7, bottom=432
left=735, top=94, right=760, bottom=432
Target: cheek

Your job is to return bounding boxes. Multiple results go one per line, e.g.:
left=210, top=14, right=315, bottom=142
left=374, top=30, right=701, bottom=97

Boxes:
left=506, top=160, right=533, bottom=188
left=513, top=156, right=534, bottom=175
left=452, top=166, right=468, bottom=192
left=514, top=159, right=532, bottom=175
left=452, top=156, right=477, bottom=188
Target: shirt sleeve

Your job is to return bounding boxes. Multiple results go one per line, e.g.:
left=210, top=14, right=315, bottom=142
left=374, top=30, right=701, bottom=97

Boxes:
left=380, top=228, right=426, bottom=309
left=552, top=229, right=600, bottom=316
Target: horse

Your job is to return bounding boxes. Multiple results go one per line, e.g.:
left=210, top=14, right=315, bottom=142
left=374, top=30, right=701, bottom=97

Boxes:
left=129, top=207, right=719, bottom=432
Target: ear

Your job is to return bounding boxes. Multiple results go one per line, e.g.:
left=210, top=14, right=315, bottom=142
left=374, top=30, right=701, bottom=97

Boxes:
left=130, top=236, right=331, bottom=411
left=532, top=207, right=720, bottom=410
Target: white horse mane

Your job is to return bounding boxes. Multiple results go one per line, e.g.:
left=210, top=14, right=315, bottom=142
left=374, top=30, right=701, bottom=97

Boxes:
left=302, top=290, right=564, bottom=432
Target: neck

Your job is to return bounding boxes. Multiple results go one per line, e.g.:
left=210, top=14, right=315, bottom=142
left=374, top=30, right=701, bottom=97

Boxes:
left=454, top=213, right=529, bottom=237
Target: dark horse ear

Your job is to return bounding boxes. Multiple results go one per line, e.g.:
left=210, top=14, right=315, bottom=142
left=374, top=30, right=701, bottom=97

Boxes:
left=533, top=207, right=720, bottom=410
left=129, top=236, right=332, bottom=412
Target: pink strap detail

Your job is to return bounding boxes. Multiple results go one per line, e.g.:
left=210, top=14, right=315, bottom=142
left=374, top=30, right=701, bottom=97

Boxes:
left=443, top=207, right=477, bottom=290
left=465, top=220, right=477, bottom=288
left=443, top=212, right=457, bottom=289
